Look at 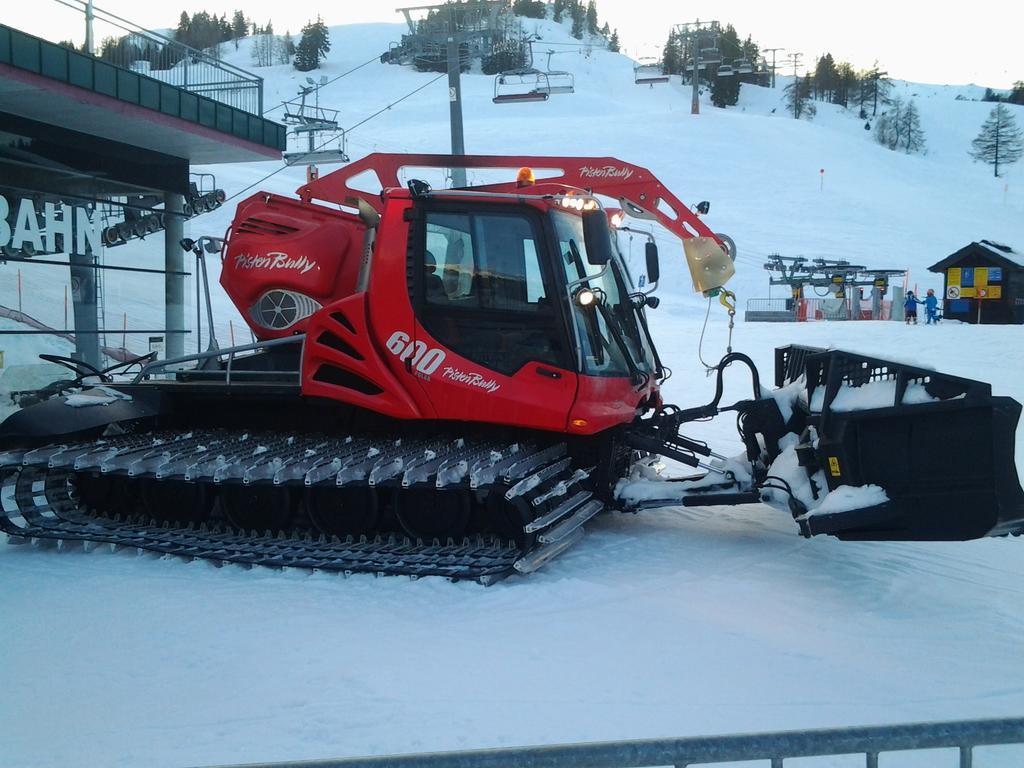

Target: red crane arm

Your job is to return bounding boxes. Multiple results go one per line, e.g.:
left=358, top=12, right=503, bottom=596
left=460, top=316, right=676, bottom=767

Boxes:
left=297, top=153, right=721, bottom=246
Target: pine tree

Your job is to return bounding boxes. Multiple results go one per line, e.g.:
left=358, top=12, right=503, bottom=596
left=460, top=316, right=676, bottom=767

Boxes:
left=231, top=11, right=248, bottom=40
left=570, top=1, right=585, bottom=39
left=219, top=14, right=232, bottom=43
left=552, top=0, right=566, bottom=23
left=175, top=12, right=190, bottom=44
left=294, top=16, right=331, bottom=72
left=585, top=1, right=598, bottom=35
left=862, top=63, right=892, bottom=116
left=970, top=103, right=1024, bottom=177
left=512, top=0, right=545, bottom=19
left=662, top=30, right=682, bottom=75
left=739, top=35, right=759, bottom=84
left=1009, top=81, right=1024, bottom=106
left=710, top=25, right=742, bottom=108
left=833, top=62, right=856, bottom=108
left=607, top=28, right=620, bottom=53
left=813, top=53, right=836, bottom=102
left=784, top=74, right=815, bottom=119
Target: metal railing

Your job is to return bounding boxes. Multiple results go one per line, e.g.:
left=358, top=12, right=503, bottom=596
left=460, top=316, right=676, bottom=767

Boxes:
left=193, top=717, right=1024, bottom=768
left=35, top=0, right=263, bottom=113
left=134, top=335, right=304, bottom=385
left=744, top=297, right=797, bottom=322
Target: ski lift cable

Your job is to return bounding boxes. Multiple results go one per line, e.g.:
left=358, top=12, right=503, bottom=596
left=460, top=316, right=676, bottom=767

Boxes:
left=343, top=72, right=447, bottom=133
left=225, top=73, right=447, bottom=204
left=262, top=52, right=385, bottom=116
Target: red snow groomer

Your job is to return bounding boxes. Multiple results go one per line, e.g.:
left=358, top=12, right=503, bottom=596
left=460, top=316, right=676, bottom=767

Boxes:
left=2, top=154, right=1021, bottom=581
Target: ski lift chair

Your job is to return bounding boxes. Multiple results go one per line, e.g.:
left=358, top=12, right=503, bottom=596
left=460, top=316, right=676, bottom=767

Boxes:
left=736, top=58, right=753, bottom=74
left=717, top=61, right=735, bottom=77
left=634, top=58, right=669, bottom=86
left=535, top=50, right=575, bottom=95
left=493, top=69, right=550, bottom=104
left=699, top=47, right=722, bottom=65
left=538, top=69, right=575, bottom=95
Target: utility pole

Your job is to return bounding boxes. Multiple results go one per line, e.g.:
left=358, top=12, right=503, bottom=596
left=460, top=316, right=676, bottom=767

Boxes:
left=787, top=52, right=803, bottom=80
left=784, top=52, right=803, bottom=118
left=763, top=47, right=783, bottom=88
left=446, top=2, right=467, bottom=187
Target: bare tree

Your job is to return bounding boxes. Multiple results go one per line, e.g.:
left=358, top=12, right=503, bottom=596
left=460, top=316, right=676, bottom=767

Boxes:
left=876, top=97, right=926, bottom=154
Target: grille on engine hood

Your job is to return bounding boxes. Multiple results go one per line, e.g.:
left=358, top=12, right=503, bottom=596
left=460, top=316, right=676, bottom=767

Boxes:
left=250, top=290, right=322, bottom=330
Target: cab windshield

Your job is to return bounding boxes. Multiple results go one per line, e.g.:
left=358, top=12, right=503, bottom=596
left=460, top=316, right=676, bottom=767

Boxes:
left=550, top=209, right=654, bottom=378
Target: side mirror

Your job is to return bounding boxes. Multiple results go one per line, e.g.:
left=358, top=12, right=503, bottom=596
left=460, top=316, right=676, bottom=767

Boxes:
left=645, top=241, right=660, bottom=284
left=696, top=201, right=711, bottom=215
left=581, top=209, right=612, bottom=266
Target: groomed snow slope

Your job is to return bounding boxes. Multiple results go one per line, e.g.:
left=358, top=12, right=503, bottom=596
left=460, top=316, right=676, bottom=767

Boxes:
left=2, top=18, right=1024, bottom=768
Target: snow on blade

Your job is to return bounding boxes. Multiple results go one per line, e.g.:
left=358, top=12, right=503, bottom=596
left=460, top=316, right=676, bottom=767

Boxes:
left=804, top=484, right=890, bottom=517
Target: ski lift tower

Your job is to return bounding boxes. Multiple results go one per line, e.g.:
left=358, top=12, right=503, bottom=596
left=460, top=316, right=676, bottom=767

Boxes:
left=675, top=20, right=721, bottom=115
left=394, top=2, right=512, bottom=187
left=282, top=77, right=349, bottom=170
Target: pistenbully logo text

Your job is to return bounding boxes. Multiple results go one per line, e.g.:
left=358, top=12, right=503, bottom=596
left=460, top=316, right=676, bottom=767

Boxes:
left=233, top=251, right=317, bottom=275
left=579, top=165, right=634, bottom=180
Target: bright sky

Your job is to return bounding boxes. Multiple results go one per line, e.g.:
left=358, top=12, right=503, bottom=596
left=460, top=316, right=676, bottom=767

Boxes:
left=12, top=0, right=1023, bottom=88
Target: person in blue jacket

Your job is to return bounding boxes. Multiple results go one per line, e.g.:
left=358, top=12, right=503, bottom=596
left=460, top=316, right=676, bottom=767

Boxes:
left=923, top=288, right=940, bottom=324
left=904, top=290, right=922, bottom=324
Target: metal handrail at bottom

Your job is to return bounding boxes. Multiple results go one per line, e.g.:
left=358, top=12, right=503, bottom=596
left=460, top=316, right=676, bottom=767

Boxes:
left=191, top=717, right=1024, bottom=768
left=133, top=335, right=305, bottom=385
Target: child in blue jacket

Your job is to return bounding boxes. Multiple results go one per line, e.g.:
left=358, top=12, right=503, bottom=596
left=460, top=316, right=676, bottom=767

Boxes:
left=923, top=288, right=939, bottom=324
left=904, top=291, right=922, bottom=324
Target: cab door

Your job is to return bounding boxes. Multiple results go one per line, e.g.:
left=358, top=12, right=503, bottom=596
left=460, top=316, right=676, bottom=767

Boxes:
left=406, top=202, right=578, bottom=433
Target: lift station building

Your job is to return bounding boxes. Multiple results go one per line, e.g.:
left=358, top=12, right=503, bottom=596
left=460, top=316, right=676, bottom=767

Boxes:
left=0, top=21, right=285, bottom=367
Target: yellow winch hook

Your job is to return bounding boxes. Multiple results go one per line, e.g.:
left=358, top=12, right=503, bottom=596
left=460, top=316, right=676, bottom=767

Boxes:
left=718, top=289, right=737, bottom=313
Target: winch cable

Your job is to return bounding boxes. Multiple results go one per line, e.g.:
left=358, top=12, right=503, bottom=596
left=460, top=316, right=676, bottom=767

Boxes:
left=697, top=295, right=715, bottom=371
left=697, top=289, right=739, bottom=371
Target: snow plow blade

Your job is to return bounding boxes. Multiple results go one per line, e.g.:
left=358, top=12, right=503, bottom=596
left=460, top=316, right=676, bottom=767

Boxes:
left=777, top=346, right=1024, bottom=541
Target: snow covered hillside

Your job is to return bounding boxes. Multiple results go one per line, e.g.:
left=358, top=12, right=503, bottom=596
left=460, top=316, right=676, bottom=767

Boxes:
left=2, top=17, right=1024, bottom=768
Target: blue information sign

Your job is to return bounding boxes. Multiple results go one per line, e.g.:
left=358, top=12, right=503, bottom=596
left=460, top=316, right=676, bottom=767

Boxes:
left=961, top=267, right=974, bottom=287
left=989, top=267, right=1002, bottom=282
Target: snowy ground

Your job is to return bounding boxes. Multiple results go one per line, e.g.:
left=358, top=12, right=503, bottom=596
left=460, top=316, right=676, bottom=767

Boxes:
left=2, top=16, right=1024, bottom=768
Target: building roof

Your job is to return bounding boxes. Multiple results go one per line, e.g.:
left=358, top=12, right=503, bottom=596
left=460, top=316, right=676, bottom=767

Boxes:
left=0, top=24, right=285, bottom=165
left=928, top=240, right=1024, bottom=272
